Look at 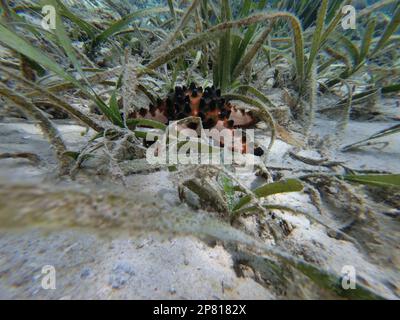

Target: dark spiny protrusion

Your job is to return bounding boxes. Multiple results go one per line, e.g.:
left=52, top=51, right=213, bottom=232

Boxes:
left=187, top=122, right=198, bottom=131
left=199, top=97, right=206, bottom=110
left=198, top=112, right=206, bottom=122
left=149, top=104, right=156, bottom=117
left=176, top=94, right=184, bottom=104
left=203, top=86, right=212, bottom=98
left=209, top=100, right=217, bottom=111
left=203, top=118, right=216, bottom=129
left=166, top=97, right=175, bottom=119
left=139, top=108, right=147, bottom=117
left=177, top=112, right=186, bottom=120
left=175, top=86, right=183, bottom=95
left=128, top=82, right=260, bottom=156
left=189, top=82, right=196, bottom=91
left=254, top=147, right=264, bottom=157
left=184, top=102, right=191, bottom=115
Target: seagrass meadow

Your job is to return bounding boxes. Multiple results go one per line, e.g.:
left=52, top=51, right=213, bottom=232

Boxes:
left=0, top=0, right=399, bottom=300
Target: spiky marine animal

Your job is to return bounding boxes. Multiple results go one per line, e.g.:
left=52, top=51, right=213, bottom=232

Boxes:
left=125, top=83, right=264, bottom=156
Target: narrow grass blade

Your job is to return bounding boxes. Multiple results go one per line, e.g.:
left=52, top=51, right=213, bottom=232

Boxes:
left=371, top=5, right=400, bottom=56
left=339, top=35, right=360, bottom=68
left=320, top=0, right=350, bottom=46
left=344, top=174, right=400, bottom=188
left=234, top=85, right=277, bottom=109
left=0, top=24, right=82, bottom=90
left=126, top=118, right=167, bottom=130
left=341, top=124, right=400, bottom=151
left=232, top=24, right=273, bottom=80
left=94, top=7, right=171, bottom=45
left=382, top=83, right=400, bottom=94
left=219, top=0, right=232, bottom=92
left=233, top=179, right=303, bottom=212
left=306, top=0, right=328, bottom=78
left=48, top=0, right=97, bottom=39
left=42, top=0, right=87, bottom=83
left=109, top=90, right=123, bottom=125
left=163, top=0, right=200, bottom=47
left=359, top=18, right=377, bottom=63
left=167, top=0, right=176, bottom=21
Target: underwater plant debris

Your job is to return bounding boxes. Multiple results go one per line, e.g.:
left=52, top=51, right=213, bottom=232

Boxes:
left=0, top=0, right=399, bottom=302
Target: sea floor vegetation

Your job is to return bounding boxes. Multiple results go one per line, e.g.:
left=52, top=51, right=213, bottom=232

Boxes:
left=0, top=0, right=399, bottom=299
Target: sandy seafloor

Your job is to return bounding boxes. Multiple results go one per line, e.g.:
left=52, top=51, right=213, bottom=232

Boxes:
left=0, top=97, right=399, bottom=299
